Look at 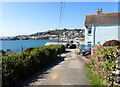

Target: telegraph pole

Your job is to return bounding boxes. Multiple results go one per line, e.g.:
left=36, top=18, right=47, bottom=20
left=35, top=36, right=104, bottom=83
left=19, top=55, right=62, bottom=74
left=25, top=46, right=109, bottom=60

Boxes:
left=58, top=30, right=59, bottom=44
left=21, top=45, right=23, bottom=52
left=56, top=28, right=59, bottom=44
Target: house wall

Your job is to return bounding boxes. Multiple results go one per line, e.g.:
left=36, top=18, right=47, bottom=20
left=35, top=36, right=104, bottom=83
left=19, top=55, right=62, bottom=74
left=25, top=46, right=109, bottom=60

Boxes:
left=85, top=26, right=92, bottom=46
left=85, top=24, right=119, bottom=46
left=95, top=24, right=119, bottom=45
left=118, top=25, right=120, bottom=41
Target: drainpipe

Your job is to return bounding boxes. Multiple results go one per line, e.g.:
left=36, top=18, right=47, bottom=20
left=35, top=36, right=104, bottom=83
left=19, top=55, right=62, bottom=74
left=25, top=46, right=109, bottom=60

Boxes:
left=92, top=25, right=95, bottom=46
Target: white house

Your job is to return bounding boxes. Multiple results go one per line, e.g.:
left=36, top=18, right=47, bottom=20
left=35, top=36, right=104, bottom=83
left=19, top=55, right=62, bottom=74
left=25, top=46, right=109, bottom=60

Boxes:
left=84, top=9, right=120, bottom=47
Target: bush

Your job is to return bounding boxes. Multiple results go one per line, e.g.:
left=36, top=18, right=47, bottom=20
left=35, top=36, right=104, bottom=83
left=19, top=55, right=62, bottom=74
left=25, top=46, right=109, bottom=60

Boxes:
left=103, top=40, right=120, bottom=46
left=117, top=44, right=120, bottom=49
left=86, top=67, right=104, bottom=85
left=2, top=44, right=65, bottom=87
left=84, top=44, right=119, bottom=85
left=25, top=47, right=35, bottom=53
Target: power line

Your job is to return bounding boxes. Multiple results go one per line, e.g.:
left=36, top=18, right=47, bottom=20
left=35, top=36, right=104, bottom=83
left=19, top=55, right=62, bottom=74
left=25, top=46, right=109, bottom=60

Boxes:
left=57, top=0, right=65, bottom=44
left=58, top=0, right=63, bottom=28
left=58, top=0, right=65, bottom=28
left=61, top=0, right=65, bottom=27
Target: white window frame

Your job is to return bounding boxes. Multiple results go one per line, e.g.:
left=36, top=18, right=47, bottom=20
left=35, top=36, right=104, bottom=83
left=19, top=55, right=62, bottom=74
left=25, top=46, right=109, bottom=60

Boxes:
left=88, top=41, right=92, bottom=45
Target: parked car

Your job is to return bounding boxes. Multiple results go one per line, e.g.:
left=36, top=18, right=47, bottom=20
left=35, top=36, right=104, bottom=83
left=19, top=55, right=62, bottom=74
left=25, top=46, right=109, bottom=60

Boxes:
left=69, top=44, right=76, bottom=49
left=65, top=43, right=70, bottom=48
left=82, top=48, right=91, bottom=56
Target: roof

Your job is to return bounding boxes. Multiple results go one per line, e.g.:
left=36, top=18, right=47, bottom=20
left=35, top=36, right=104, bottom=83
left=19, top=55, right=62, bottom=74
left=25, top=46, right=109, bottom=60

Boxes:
left=85, top=12, right=120, bottom=26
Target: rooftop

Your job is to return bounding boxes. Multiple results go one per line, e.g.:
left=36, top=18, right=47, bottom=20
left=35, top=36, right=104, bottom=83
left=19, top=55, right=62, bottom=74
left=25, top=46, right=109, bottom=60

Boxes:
left=85, top=9, right=120, bottom=26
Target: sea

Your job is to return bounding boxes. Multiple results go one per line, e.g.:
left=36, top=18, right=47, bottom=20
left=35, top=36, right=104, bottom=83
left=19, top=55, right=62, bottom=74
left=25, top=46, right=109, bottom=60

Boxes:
left=0, top=40, right=60, bottom=53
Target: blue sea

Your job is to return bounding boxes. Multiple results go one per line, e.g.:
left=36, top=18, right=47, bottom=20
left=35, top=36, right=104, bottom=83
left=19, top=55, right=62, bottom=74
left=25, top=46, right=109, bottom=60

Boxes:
left=0, top=40, right=60, bottom=53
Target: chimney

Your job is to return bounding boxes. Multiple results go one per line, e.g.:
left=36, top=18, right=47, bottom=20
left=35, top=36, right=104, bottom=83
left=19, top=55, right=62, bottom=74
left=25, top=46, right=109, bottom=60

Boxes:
left=100, top=9, right=102, bottom=14
left=97, top=9, right=102, bottom=15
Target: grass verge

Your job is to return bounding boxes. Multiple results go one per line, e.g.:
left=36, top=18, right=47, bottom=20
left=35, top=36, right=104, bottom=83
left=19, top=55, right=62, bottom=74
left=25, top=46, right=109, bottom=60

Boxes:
left=86, top=67, right=105, bottom=85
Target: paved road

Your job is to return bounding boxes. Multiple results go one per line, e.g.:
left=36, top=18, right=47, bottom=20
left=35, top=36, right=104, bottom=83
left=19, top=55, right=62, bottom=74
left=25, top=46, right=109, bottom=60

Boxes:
left=17, top=49, right=89, bottom=86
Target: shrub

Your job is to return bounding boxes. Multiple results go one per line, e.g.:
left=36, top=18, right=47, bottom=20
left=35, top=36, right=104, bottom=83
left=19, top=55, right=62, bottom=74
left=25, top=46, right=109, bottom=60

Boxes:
left=25, top=47, right=35, bottom=53
left=84, top=44, right=119, bottom=85
left=2, top=44, right=65, bottom=87
left=117, top=44, right=120, bottom=49
left=103, top=40, right=120, bottom=46
left=86, top=67, right=104, bottom=85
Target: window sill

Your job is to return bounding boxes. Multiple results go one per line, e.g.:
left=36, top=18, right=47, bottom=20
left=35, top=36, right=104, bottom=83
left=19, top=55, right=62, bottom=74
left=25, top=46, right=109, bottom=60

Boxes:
left=88, top=34, right=92, bottom=36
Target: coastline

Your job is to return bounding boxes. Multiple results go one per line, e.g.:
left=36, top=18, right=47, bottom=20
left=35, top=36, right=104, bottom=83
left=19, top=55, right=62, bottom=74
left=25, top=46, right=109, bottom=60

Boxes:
left=0, top=39, right=58, bottom=41
left=1, top=40, right=66, bottom=53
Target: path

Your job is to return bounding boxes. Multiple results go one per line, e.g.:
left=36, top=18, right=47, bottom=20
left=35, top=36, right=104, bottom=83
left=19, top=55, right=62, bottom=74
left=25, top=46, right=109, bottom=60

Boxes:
left=16, top=49, right=89, bottom=86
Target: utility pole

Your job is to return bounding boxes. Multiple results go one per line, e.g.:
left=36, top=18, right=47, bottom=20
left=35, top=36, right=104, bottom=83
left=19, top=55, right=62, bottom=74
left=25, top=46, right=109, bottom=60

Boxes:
left=58, top=34, right=59, bottom=44
left=21, top=45, right=23, bottom=52
left=56, top=28, right=59, bottom=44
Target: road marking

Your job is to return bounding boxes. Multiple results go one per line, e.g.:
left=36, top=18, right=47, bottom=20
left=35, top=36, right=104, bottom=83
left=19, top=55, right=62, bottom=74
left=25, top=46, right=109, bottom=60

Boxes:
left=64, top=58, right=68, bottom=61
left=52, top=75, right=58, bottom=79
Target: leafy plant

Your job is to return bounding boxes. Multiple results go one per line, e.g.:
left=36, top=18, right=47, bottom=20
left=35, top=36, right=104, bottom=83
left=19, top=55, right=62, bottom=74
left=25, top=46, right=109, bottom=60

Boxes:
left=2, top=44, right=65, bottom=87
left=103, top=40, right=120, bottom=46
left=84, top=44, right=119, bottom=85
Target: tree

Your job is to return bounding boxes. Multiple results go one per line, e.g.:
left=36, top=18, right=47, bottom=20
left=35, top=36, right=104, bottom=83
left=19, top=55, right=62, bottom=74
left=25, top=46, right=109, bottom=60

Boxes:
left=64, top=28, right=67, bottom=32
left=0, top=50, right=6, bottom=56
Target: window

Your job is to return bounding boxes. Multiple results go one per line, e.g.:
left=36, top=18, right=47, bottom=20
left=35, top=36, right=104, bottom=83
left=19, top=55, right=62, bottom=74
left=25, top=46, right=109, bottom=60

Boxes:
left=88, top=41, right=92, bottom=47
left=86, top=26, right=88, bottom=28
left=87, top=26, right=92, bottom=35
left=88, top=29, right=92, bottom=34
left=88, top=41, right=91, bottom=45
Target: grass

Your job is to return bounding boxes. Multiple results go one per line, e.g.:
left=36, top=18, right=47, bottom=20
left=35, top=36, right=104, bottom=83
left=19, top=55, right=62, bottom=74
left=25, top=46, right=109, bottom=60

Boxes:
left=86, top=67, right=105, bottom=85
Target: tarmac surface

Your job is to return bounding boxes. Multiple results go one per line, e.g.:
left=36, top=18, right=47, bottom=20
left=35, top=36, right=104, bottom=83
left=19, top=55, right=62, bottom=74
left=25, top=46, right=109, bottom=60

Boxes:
left=16, top=49, right=89, bottom=86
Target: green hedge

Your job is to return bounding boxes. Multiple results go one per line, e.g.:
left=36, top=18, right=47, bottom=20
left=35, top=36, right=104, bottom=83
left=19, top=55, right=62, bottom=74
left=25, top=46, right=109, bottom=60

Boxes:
left=103, top=40, right=120, bottom=46
left=84, top=44, right=118, bottom=86
left=2, top=44, right=65, bottom=87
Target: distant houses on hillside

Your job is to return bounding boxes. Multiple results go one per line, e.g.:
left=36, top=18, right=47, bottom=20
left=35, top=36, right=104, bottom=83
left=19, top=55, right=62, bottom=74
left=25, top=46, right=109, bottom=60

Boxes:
left=84, top=9, right=120, bottom=47
left=0, top=29, right=85, bottom=41
left=60, top=29, right=84, bottom=40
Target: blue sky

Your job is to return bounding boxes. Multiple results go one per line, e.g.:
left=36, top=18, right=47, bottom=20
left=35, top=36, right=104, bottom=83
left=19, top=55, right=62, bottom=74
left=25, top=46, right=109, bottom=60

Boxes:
left=1, top=2, right=118, bottom=36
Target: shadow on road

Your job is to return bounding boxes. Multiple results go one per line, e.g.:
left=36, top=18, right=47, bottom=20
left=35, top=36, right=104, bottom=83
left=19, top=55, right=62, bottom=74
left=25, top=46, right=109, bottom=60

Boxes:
left=15, top=51, right=71, bottom=87
left=64, top=50, right=71, bottom=53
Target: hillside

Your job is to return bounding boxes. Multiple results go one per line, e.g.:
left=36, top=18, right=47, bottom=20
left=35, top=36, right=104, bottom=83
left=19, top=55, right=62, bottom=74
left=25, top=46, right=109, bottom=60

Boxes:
left=0, top=28, right=85, bottom=40
left=30, top=28, right=84, bottom=36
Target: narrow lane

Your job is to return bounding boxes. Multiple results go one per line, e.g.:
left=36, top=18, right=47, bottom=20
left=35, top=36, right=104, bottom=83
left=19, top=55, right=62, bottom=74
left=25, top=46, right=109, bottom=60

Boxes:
left=27, top=49, right=89, bottom=85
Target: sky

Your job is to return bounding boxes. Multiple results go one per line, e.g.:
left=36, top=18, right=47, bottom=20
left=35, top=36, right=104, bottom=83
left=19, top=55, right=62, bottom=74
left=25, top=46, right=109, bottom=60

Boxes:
left=1, top=2, right=119, bottom=36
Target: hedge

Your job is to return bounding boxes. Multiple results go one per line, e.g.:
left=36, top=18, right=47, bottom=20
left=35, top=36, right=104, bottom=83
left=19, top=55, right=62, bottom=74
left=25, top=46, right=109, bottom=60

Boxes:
left=2, top=44, right=65, bottom=87
left=117, top=44, right=120, bottom=49
left=86, top=66, right=104, bottom=85
left=103, top=40, right=120, bottom=46
left=84, top=44, right=119, bottom=86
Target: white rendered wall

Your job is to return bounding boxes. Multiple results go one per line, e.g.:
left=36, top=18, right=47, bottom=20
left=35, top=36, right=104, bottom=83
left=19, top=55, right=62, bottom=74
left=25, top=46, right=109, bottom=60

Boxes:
left=94, top=24, right=119, bottom=45
left=85, top=26, right=92, bottom=46
left=118, top=25, right=120, bottom=41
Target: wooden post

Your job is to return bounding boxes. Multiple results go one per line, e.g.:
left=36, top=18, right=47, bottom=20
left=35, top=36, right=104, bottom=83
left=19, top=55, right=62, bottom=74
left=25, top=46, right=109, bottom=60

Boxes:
left=21, top=45, right=23, bottom=52
left=57, top=28, right=59, bottom=44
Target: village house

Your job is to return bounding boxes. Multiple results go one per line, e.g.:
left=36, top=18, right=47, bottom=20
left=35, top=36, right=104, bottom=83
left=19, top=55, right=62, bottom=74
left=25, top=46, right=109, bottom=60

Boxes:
left=84, top=9, right=120, bottom=47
